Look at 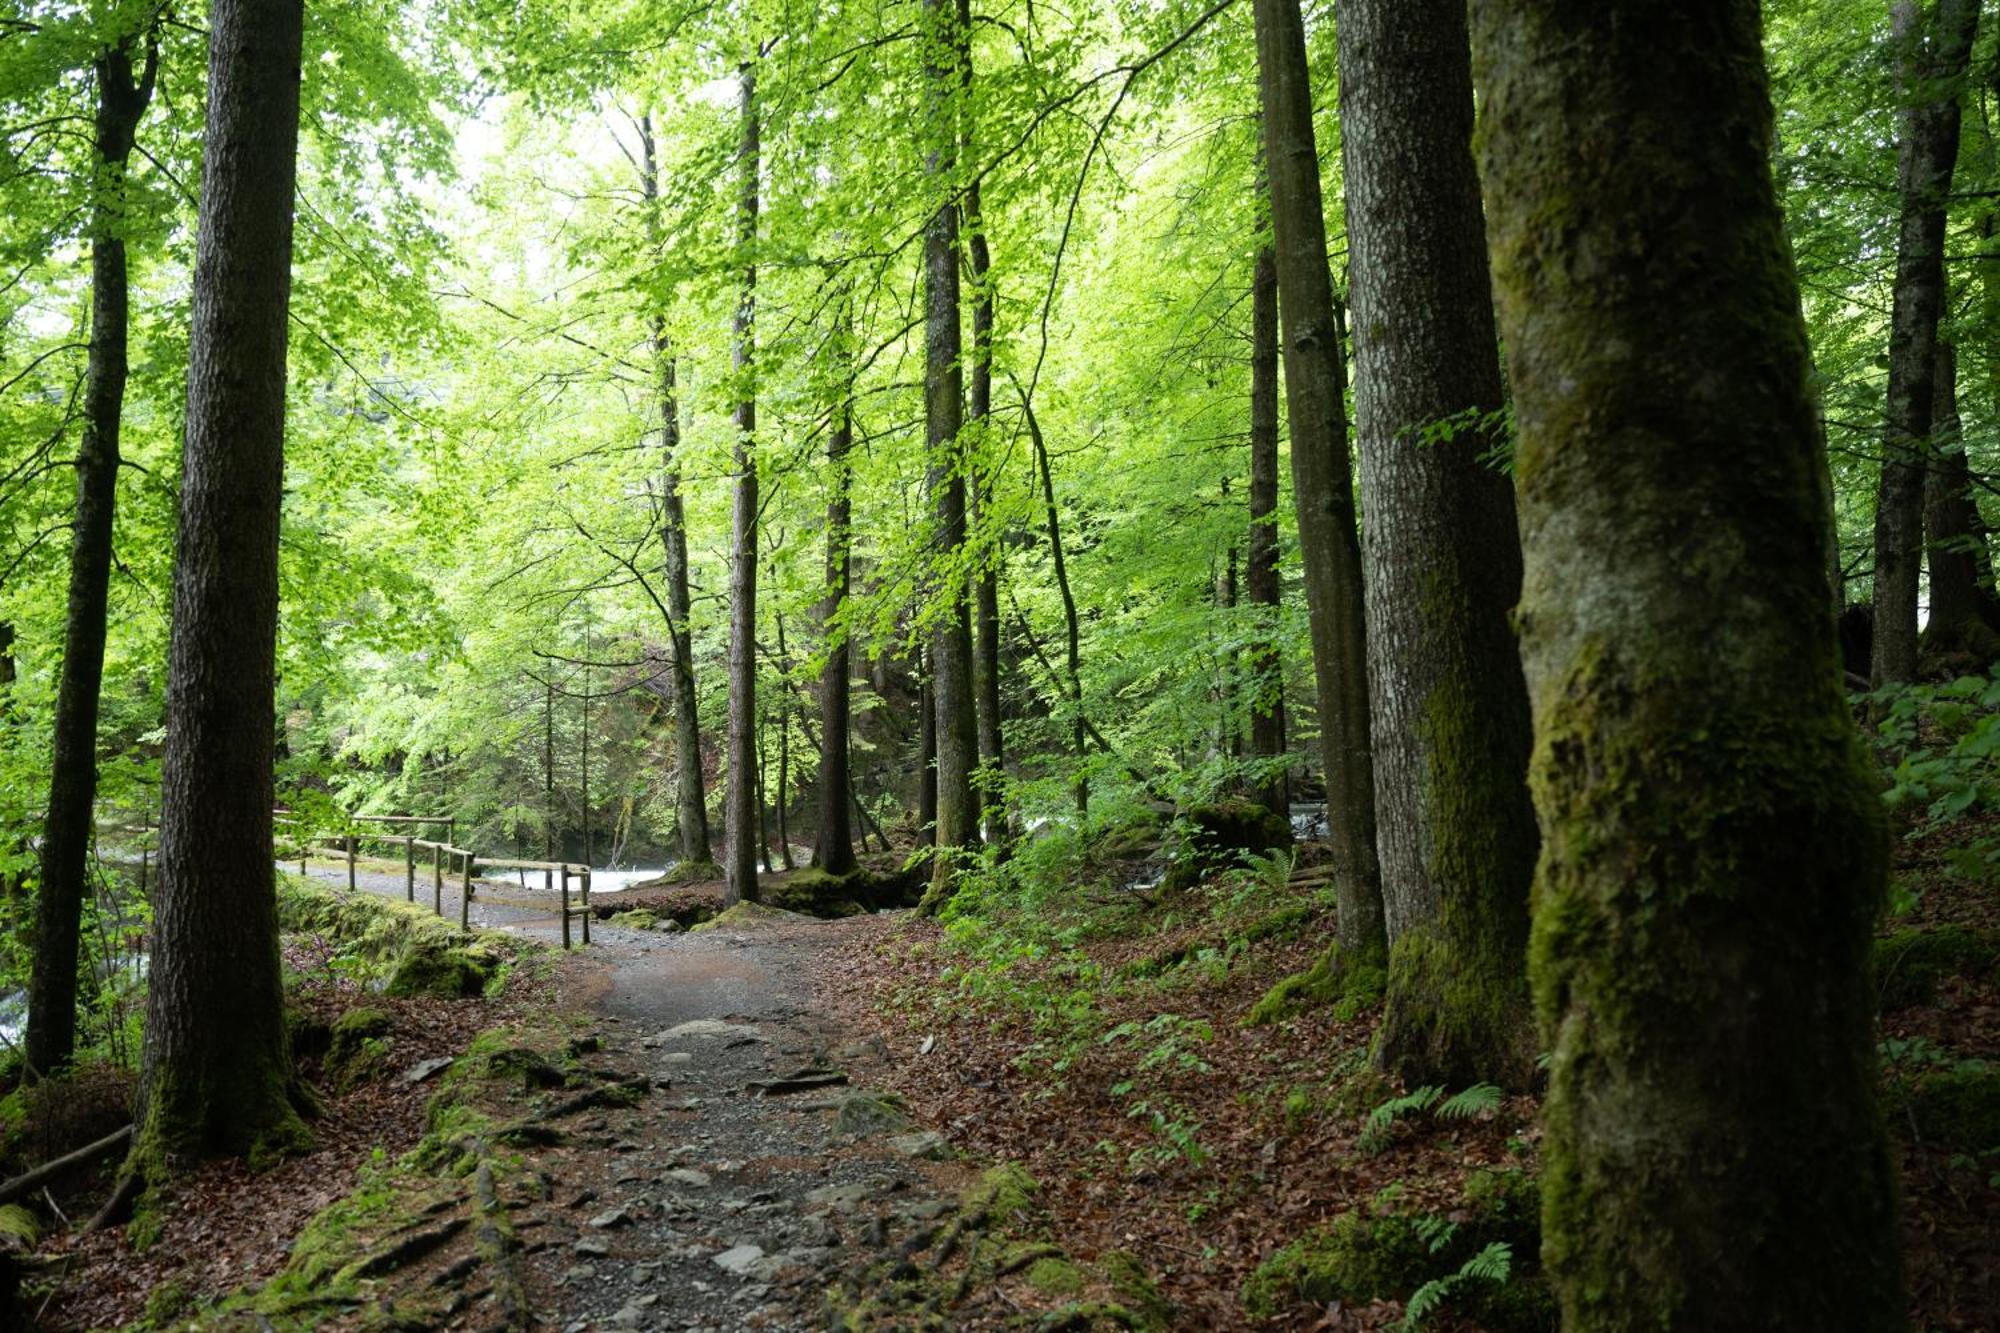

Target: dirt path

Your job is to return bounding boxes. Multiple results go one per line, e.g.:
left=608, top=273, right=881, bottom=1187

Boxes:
left=499, top=912, right=965, bottom=1331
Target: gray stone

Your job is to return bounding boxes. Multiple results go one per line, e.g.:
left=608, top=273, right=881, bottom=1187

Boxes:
left=662, top=1167, right=711, bottom=1188
left=711, top=1243, right=766, bottom=1276
left=659, top=1019, right=766, bottom=1042
left=887, top=1130, right=952, bottom=1160
left=833, top=1090, right=912, bottom=1136
left=587, top=1207, right=633, bottom=1229
left=573, top=1238, right=611, bottom=1258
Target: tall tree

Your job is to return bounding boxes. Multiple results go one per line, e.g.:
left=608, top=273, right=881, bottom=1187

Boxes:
left=134, top=0, right=311, bottom=1177
left=1251, top=0, right=1386, bottom=970
left=26, top=20, right=159, bottom=1078
left=1338, top=0, right=1537, bottom=1087
left=812, top=339, right=858, bottom=876
left=723, top=59, right=762, bottom=906
left=919, top=0, right=979, bottom=909
left=1245, top=223, right=1286, bottom=818
left=1922, top=341, right=2000, bottom=653
left=1871, top=0, right=1981, bottom=685
left=1472, top=0, right=1902, bottom=1322
left=639, top=113, right=712, bottom=871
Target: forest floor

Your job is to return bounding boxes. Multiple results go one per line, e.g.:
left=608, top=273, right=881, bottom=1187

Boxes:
left=9, top=824, right=1997, bottom=1331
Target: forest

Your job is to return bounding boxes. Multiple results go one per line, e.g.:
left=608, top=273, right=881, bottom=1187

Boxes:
left=0, top=0, right=1993, bottom=1328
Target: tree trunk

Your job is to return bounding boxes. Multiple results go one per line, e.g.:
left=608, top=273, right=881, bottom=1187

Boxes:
left=918, top=655, right=938, bottom=837
left=1252, top=0, right=1386, bottom=967
left=1923, top=342, right=1999, bottom=654
left=1338, top=0, right=1537, bottom=1089
left=772, top=600, right=795, bottom=872
left=723, top=60, right=761, bottom=906
left=1246, top=232, right=1286, bottom=818
left=136, top=0, right=310, bottom=1174
left=1022, top=395, right=1090, bottom=816
left=27, top=31, right=157, bottom=1078
left=1472, top=0, right=1903, bottom=1323
left=812, top=367, right=858, bottom=876
left=1871, top=0, right=1981, bottom=686
left=639, top=114, right=711, bottom=869
left=967, top=180, right=1006, bottom=847
left=919, top=0, right=978, bottom=910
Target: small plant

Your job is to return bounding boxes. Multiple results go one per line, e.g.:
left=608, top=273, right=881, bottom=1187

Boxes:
left=1402, top=1241, right=1513, bottom=1330
left=1359, top=1082, right=1502, bottom=1154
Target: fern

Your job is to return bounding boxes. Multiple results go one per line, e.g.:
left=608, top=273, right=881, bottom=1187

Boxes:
left=0, top=1204, right=40, bottom=1247
left=1438, top=1082, right=1502, bottom=1120
left=1401, top=1241, right=1513, bottom=1331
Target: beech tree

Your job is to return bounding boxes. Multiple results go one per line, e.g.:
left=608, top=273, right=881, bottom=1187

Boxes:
left=1473, top=0, right=1902, bottom=1321
left=26, top=17, right=158, bottom=1078
left=1251, top=0, right=1386, bottom=973
left=723, top=58, right=761, bottom=907
left=1337, top=0, right=1537, bottom=1087
left=134, top=0, right=311, bottom=1178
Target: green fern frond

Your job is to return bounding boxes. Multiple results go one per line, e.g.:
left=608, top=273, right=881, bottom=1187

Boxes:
left=1438, top=1082, right=1502, bottom=1120
left=0, top=1204, right=41, bottom=1246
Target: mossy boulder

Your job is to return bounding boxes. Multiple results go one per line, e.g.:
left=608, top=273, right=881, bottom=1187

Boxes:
left=1873, top=925, right=1995, bottom=1010
left=606, top=908, right=661, bottom=931
left=326, top=1007, right=394, bottom=1090
left=286, top=1007, right=334, bottom=1062
left=1242, top=1171, right=1552, bottom=1330
left=1163, top=799, right=1291, bottom=891
left=1247, top=945, right=1386, bottom=1026
left=762, top=869, right=869, bottom=918
left=1899, top=1062, right=2000, bottom=1150
left=834, top=1090, right=912, bottom=1136
left=384, top=944, right=495, bottom=998
left=688, top=900, right=810, bottom=932
left=1025, top=1256, right=1087, bottom=1296
left=962, top=1162, right=1039, bottom=1227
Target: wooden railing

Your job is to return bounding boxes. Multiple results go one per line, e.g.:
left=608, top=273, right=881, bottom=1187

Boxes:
left=275, top=811, right=595, bottom=949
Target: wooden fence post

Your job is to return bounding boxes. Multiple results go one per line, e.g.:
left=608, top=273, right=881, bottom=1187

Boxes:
left=404, top=837, right=416, bottom=902
left=581, top=868, right=591, bottom=945
left=433, top=843, right=443, bottom=916
left=460, top=853, right=473, bottom=933
left=346, top=834, right=356, bottom=893
left=560, top=868, right=571, bottom=951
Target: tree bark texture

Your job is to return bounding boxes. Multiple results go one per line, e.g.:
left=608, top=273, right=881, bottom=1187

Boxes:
left=1871, top=0, right=1981, bottom=686
left=920, top=0, right=978, bottom=909
left=1923, top=342, right=2000, bottom=653
left=1252, top=0, right=1386, bottom=965
left=813, top=358, right=858, bottom=876
left=967, top=181, right=1006, bottom=847
left=137, top=0, right=309, bottom=1167
left=28, top=29, right=157, bottom=1078
left=1246, top=235, right=1287, bottom=818
left=1338, top=0, right=1537, bottom=1089
left=1472, top=1, right=1903, bottom=1324
left=640, top=114, right=712, bottom=869
left=724, top=61, right=761, bottom=906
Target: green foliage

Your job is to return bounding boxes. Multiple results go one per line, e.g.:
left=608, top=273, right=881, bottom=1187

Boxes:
left=1358, top=1083, right=1503, bottom=1156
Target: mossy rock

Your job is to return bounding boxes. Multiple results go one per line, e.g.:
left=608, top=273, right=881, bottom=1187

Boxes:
left=606, top=908, right=661, bottom=931
left=384, top=943, right=495, bottom=998
left=688, top=900, right=810, bottom=932
left=1099, top=1250, right=1172, bottom=1330
left=1242, top=1172, right=1553, bottom=1330
left=286, top=1008, right=333, bottom=1062
left=326, top=1007, right=394, bottom=1090
left=1900, top=1062, right=2000, bottom=1150
left=1025, top=1257, right=1087, bottom=1296
left=1873, top=925, right=1995, bottom=1010
left=834, top=1090, right=912, bottom=1136
left=1163, top=799, right=1291, bottom=891
left=762, top=869, right=869, bottom=918
left=1089, top=812, right=1164, bottom=863
left=962, top=1162, right=1039, bottom=1226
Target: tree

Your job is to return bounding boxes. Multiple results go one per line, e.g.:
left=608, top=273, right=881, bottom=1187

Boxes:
left=1472, top=0, right=1902, bottom=1322
left=1922, top=341, right=2000, bottom=654
left=134, top=0, right=312, bottom=1181
left=1245, top=222, right=1286, bottom=819
left=1871, top=0, right=1981, bottom=685
left=639, top=113, right=713, bottom=872
left=812, top=343, right=858, bottom=876
left=723, top=58, right=762, bottom=907
left=26, top=18, right=159, bottom=1078
left=919, top=0, right=979, bottom=909
left=1251, top=0, right=1386, bottom=970
left=1337, top=0, right=1537, bottom=1087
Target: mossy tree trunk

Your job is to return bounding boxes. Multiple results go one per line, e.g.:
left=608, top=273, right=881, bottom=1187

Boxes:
left=919, top=0, right=979, bottom=912
left=638, top=113, right=711, bottom=870
left=1251, top=0, right=1386, bottom=969
left=136, top=0, right=310, bottom=1174
left=723, top=59, right=761, bottom=907
left=1471, top=0, right=1904, bottom=1324
left=1871, top=0, right=1981, bottom=686
left=1246, top=226, right=1287, bottom=820
left=1337, top=0, right=1537, bottom=1089
left=28, top=24, right=157, bottom=1079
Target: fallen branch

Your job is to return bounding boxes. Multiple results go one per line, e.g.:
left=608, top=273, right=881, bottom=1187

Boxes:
left=0, top=1125, right=131, bottom=1208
